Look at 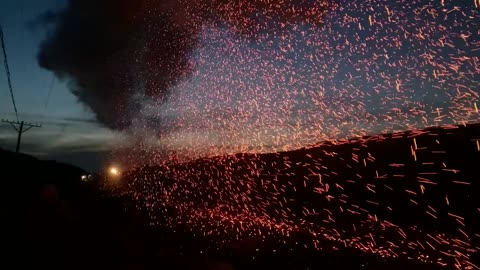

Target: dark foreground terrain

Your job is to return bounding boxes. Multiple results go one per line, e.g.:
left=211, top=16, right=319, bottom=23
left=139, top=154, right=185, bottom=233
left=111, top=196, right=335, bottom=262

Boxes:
left=1, top=124, right=480, bottom=269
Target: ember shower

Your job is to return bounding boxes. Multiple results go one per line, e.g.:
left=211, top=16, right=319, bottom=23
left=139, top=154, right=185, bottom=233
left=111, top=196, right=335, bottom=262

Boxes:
left=39, top=0, right=480, bottom=157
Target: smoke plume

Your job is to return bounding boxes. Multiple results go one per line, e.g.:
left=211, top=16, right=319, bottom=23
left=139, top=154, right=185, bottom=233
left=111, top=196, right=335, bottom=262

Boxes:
left=37, top=0, right=334, bottom=129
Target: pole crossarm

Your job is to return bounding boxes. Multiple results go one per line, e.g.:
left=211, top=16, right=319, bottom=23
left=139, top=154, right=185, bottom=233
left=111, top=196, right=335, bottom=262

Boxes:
left=9, top=122, right=18, bottom=132
left=1, top=119, right=42, bottom=152
left=1, top=119, right=42, bottom=129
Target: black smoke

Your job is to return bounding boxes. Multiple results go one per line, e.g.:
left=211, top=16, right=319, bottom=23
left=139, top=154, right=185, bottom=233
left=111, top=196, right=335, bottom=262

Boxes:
left=37, top=0, right=195, bottom=129
left=38, top=0, right=334, bottom=129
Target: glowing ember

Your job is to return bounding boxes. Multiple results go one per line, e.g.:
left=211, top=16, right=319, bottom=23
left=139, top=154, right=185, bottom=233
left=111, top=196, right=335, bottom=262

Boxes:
left=109, top=167, right=120, bottom=176
left=112, top=124, right=480, bottom=270
left=117, top=0, right=480, bottom=162
left=94, top=0, right=480, bottom=269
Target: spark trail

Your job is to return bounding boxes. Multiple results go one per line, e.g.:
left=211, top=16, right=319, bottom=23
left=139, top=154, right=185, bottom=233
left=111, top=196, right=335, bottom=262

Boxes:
left=97, top=1, right=480, bottom=269
left=121, top=124, right=480, bottom=269
left=130, top=0, right=480, bottom=159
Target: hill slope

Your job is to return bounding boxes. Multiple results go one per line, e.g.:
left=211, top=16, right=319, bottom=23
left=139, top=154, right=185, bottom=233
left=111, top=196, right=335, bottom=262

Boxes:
left=123, top=123, right=480, bottom=269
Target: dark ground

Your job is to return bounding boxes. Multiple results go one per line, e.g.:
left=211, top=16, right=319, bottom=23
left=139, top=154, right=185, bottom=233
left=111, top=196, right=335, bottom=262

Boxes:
left=1, top=124, right=479, bottom=269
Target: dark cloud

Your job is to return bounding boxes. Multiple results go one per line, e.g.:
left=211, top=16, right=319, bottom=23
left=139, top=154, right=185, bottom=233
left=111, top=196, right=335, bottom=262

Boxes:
left=0, top=130, right=113, bottom=172
left=57, top=117, right=98, bottom=124
left=27, top=10, right=59, bottom=30
left=37, top=0, right=334, bottom=130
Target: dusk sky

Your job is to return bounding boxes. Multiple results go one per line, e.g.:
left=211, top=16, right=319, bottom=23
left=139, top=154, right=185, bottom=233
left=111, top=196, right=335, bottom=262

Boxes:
left=1, top=0, right=478, bottom=171
left=0, top=0, right=121, bottom=171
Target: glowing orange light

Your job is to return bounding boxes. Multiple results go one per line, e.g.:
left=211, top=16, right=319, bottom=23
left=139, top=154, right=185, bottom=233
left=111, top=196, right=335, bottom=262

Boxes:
left=109, top=167, right=120, bottom=176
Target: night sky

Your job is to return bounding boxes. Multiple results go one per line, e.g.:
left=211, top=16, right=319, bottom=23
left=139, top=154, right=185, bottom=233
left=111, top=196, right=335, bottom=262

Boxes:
left=0, top=0, right=122, bottom=171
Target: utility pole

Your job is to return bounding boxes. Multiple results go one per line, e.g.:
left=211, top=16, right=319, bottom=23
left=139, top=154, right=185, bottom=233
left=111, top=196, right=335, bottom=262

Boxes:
left=1, top=25, right=43, bottom=153
left=1, top=119, right=41, bottom=153
left=1, top=25, right=42, bottom=153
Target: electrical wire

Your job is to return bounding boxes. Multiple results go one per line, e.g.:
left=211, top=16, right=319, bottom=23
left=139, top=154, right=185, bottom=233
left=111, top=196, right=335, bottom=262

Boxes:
left=0, top=25, right=19, bottom=121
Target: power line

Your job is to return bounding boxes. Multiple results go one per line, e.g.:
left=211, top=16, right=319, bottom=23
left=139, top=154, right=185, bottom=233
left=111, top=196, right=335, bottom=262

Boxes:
left=0, top=24, right=19, bottom=121
left=40, top=74, right=56, bottom=127
left=44, top=75, right=56, bottom=111
left=0, top=23, right=45, bottom=153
